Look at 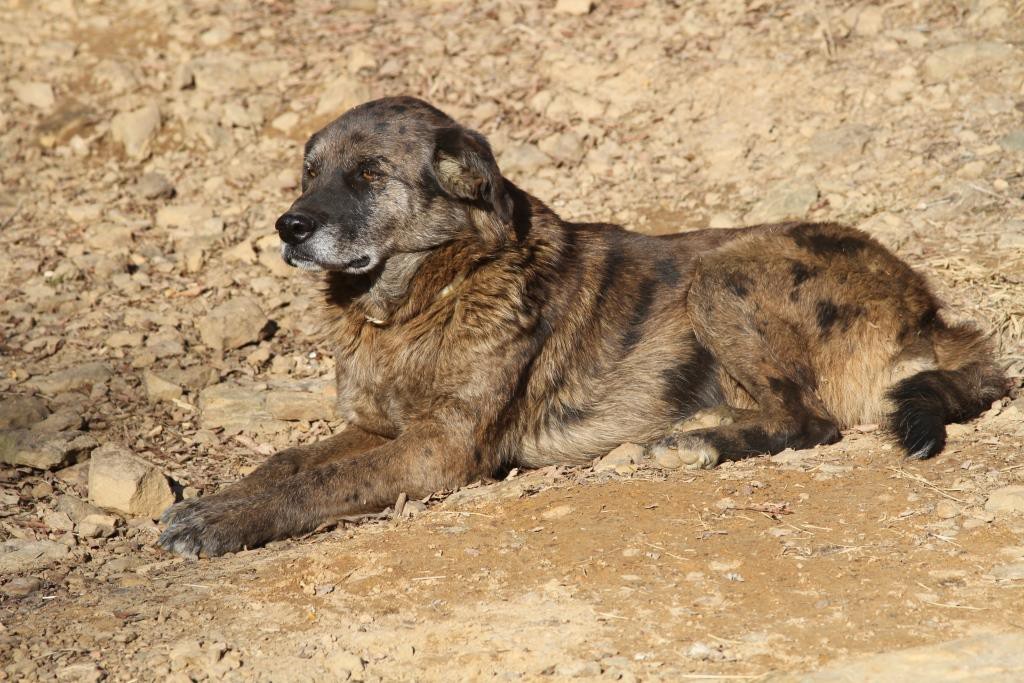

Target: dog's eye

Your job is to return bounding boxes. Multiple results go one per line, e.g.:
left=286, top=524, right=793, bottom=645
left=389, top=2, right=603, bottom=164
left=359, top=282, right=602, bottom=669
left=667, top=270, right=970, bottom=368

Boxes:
left=305, top=166, right=317, bottom=179
left=361, top=169, right=381, bottom=182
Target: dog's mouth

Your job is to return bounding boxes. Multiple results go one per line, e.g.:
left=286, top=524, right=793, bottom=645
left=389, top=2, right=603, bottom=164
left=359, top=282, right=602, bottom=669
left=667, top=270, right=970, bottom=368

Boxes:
left=280, top=245, right=379, bottom=275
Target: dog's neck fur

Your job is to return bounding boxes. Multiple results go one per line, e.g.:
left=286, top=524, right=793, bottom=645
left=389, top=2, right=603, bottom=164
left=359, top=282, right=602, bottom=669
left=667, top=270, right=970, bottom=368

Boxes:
left=359, top=251, right=431, bottom=324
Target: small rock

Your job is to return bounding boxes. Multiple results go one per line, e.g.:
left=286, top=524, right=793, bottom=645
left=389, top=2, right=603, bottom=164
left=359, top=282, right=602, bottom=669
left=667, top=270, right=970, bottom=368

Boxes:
left=110, top=102, right=161, bottom=160
left=934, top=500, right=960, bottom=519
left=77, top=513, right=118, bottom=539
left=88, top=444, right=175, bottom=519
left=921, top=41, right=1016, bottom=83
left=538, top=131, right=586, bottom=165
left=945, top=422, right=973, bottom=438
left=1, top=576, right=43, bottom=598
left=136, top=173, right=175, bottom=199
left=106, top=330, right=144, bottom=348
left=853, top=5, right=884, bottom=35
left=43, top=510, right=74, bottom=532
left=999, top=130, right=1024, bottom=153
left=56, top=494, right=105, bottom=522
left=156, top=204, right=223, bottom=239
left=0, top=538, right=69, bottom=574
left=198, top=297, right=271, bottom=351
left=0, top=395, right=49, bottom=429
left=325, top=651, right=365, bottom=680
left=554, top=659, right=602, bottom=677
left=265, top=389, right=334, bottom=421
left=12, top=79, right=55, bottom=108
left=272, top=111, right=299, bottom=133
left=199, top=382, right=266, bottom=431
left=12, top=81, right=55, bottom=109
left=746, top=181, right=819, bottom=224
left=553, top=0, right=594, bottom=15
left=56, top=663, right=104, bottom=683
left=985, top=486, right=1024, bottom=515
left=540, top=504, right=574, bottom=520
left=315, top=75, right=371, bottom=117
left=992, top=563, right=1024, bottom=581
left=55, top=463, right=91, bottom=490
left=594, top=442, right=643, bottom=472
left=34, top=408, right=85, bottom=432
left=499, top=143, right=552, bottom=177
left=996, top=221, right=1024, bottom=250
left=25, top=362, right=112, bottom=395
left=225, top=239, right=258, bottom=264
left=143, top=371, right=183, bottom=403
left=0, top=430, right=97, bottom=470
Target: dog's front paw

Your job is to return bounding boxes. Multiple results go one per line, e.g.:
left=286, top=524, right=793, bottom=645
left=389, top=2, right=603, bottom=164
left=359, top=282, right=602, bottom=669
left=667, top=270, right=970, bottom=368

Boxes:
left=158, top=496, right=266, bottom=559
left=649, top=435, right=720, bottom=470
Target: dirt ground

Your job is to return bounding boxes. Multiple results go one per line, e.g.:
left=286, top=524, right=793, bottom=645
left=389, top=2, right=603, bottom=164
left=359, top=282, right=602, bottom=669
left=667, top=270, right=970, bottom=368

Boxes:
left=2, top=0, right=1024, bottom=681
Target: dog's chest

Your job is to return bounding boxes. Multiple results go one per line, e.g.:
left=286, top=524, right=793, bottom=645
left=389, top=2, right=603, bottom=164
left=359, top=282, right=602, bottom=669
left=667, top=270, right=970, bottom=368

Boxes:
left=333, top=321, right=444, bottom=434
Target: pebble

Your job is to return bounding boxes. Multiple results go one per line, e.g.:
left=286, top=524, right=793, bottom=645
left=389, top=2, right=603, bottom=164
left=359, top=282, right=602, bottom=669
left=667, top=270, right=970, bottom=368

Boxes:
left=999, top=129, right=1024, bottom=152
left=985, top=486, right=1024, bottom=515
left=991, top=563, right=1024, bottom=581
left=0, top=394, right=50, bottom=429
left=791, top=633, right=1024, bottom=681
left=746, top=180, right=819, bottom=223
left=198, top=382, right=289, bottom=434
left=264, top=389, right=334, bottom=421
left=12, top=80, right=55, bottom=109
left=996, top=221, right=1024, bottom=250
left=198, top=297, right=270, bottom=351
left=136, top=172, right=176, bottom=199
left=78, top=512, right=118, bottom=538
left=56, top=494, right=106, bottom=522
left=594, top=442, right=643, bottom=472
left=324, top=651, right=365, bottom=680
left=499, top=143, right=552, bottom=177
left=25, top=362, right=112, bottom=395
left=42, top=510, right=74, bottom=533
left=88, top=443, right=175, bottom=519
left=143, top=371, right=184, bottom=403
left=56, top=663, right=104, bottom=683
left=553, top=0, right=594, bottom=15
left=315, top=75, right=371, bottom=117
left=110, top=102, right=161, bottom=160
left=540, top=504, right=574, bottom=520
left=0, top=538, right=69, bottom=574
left=1, top=576, right=43, bottom=598
left=32, top=407, right=85, bottom=432
left=934, top=500, right=960, bottom=519
left=106, top=331, right=144, bottom=348
left=0, top=429, right=97, bottom=470
left=921, top=41, right=1017, bottom=83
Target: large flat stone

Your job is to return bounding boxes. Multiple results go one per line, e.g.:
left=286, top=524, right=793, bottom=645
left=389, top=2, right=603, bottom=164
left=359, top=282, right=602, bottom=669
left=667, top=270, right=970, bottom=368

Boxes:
left=787, top=632, right=1024, bottom=682
left=24, top=362, right=112, bottom=395
left=0, top=430, right=97, bottom=470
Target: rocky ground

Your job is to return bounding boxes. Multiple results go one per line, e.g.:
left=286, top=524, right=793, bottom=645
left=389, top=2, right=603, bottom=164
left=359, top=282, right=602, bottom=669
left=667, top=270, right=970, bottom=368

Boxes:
left=2, top=0, right=1024, bottom=680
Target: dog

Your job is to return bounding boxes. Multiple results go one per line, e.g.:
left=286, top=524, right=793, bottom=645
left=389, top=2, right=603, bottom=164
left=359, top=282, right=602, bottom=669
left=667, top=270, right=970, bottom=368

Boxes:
left=158, top=96, right=1007, bottom=558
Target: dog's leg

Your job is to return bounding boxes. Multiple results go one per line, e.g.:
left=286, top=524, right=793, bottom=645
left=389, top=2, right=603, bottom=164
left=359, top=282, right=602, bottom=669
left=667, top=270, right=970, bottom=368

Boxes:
left=651, top=260, right=841, bottom=468
left=158, top=423, right=485, bottom=557
left=160, top=425, right=388, bottom=527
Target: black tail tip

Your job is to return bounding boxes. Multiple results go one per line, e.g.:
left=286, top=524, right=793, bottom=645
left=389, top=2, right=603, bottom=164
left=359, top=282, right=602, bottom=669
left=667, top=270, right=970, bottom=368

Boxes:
left=890, top=405, right=946, bottom=460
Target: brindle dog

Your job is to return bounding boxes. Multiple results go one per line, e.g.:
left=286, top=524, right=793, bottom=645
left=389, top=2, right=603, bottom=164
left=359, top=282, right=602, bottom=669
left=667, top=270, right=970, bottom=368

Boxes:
left=159, top=96, right=1007, bottom=558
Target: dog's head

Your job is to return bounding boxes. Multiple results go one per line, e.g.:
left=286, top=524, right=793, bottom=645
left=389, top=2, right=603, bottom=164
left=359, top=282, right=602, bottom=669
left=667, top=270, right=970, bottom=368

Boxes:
left=275, top=96, right=513, bottom=274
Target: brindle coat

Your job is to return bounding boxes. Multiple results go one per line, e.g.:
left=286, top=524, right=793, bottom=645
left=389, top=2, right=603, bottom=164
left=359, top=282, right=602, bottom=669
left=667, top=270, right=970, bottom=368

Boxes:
left=159, top=97, right=1007, bottom=558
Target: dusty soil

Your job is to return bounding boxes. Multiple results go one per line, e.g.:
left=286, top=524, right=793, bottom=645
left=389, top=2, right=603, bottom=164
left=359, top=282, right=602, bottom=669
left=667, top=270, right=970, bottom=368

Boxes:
left=2, top=0, right=1024, bottom=681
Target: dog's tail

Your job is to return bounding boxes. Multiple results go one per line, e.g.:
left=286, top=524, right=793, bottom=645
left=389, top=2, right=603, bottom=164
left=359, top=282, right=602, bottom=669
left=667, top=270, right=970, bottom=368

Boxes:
left=886, top=321, right=1006, bottom=459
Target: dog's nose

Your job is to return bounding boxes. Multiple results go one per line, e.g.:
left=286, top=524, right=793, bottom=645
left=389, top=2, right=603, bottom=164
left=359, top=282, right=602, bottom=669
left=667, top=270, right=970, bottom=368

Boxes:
left=276, top=212, right=317, bottom=245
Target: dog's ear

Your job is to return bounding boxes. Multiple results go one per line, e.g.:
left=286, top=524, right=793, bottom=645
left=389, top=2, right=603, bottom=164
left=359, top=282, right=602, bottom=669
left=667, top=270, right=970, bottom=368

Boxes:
left=432, top=126, right=513, bottom=231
